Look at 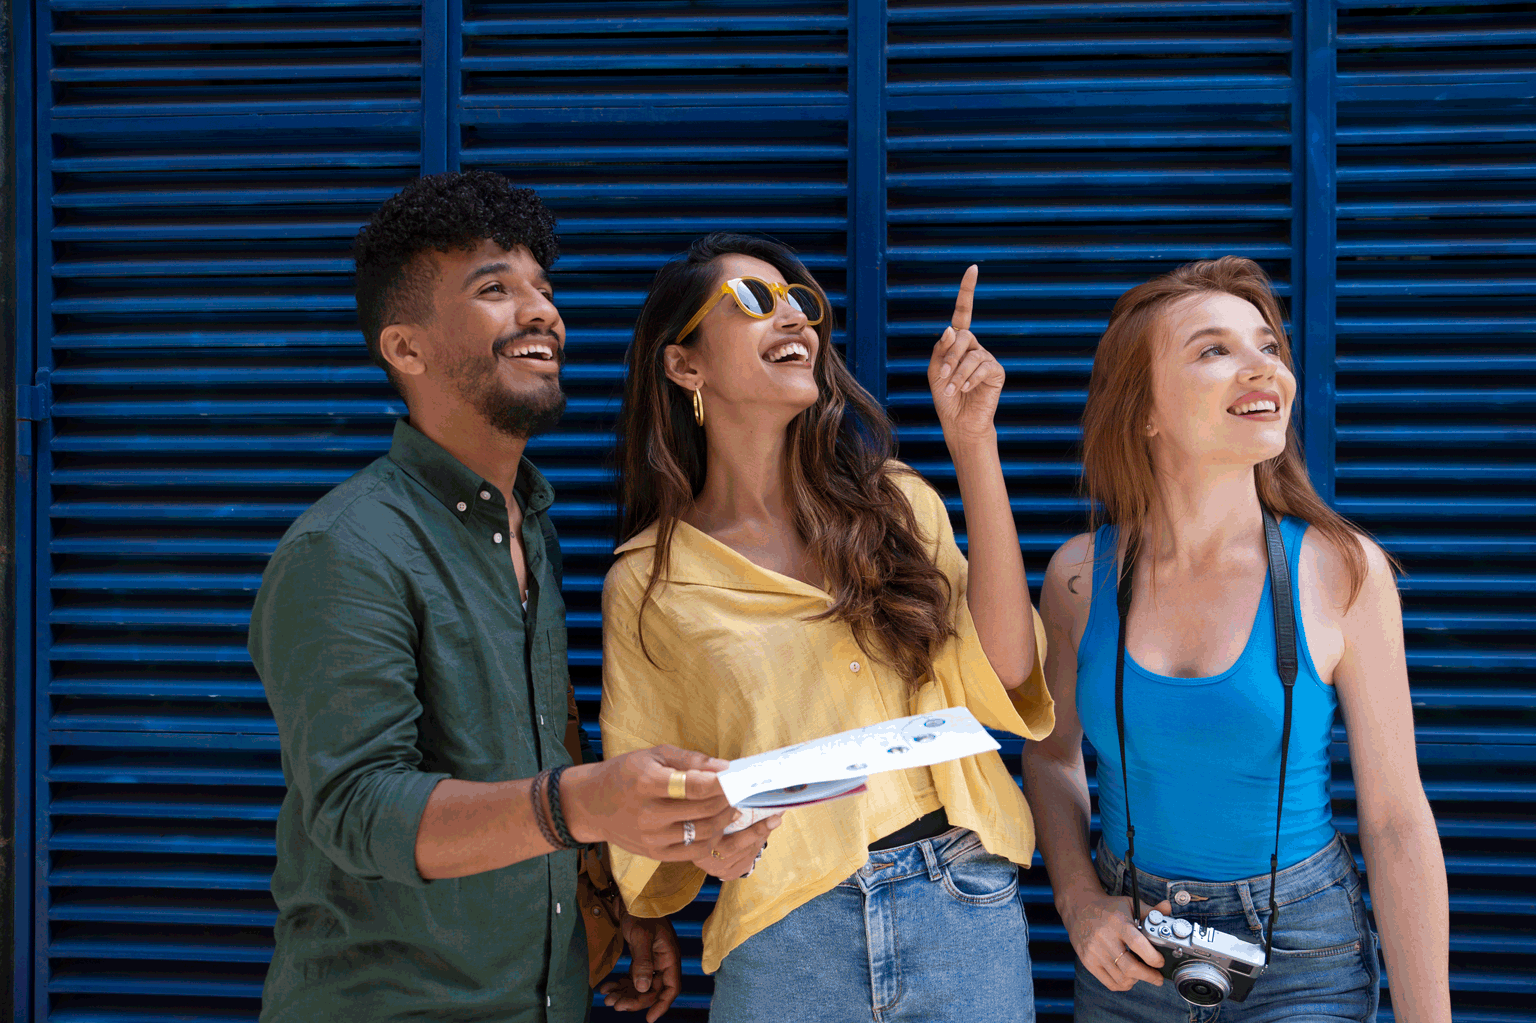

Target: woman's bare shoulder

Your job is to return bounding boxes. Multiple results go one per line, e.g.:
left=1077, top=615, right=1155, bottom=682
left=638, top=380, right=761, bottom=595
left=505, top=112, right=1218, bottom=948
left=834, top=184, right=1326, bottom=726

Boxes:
left=1299, top=525, right=1395, bottom=615
left=1043, top=531, right=1096, bottom=626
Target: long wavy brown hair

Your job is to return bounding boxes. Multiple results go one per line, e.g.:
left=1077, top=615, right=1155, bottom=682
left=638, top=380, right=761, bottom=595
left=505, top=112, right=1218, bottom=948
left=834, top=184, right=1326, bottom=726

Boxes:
left=614, top=232, right=954, bottom=683
left=1082, top=255, right=1378, bottom=608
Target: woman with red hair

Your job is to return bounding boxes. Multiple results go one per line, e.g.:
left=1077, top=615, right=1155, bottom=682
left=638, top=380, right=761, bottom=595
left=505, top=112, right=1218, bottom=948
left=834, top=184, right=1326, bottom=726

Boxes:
left=1023, top=257, right=1449, bottom=1022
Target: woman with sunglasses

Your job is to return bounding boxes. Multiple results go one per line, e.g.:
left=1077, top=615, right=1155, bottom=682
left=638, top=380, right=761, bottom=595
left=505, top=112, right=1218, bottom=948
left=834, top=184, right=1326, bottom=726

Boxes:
left=599, top=233, right=1054, bottom=1023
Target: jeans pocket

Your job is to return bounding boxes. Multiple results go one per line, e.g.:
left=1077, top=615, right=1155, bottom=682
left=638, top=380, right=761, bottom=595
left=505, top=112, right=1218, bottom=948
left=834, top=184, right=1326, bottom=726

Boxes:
left=1267, top=881, right=1365, bottom=958
left=1269, top=939, right=1362, bottom=959
left=940, top=846, right=1020, bottom=907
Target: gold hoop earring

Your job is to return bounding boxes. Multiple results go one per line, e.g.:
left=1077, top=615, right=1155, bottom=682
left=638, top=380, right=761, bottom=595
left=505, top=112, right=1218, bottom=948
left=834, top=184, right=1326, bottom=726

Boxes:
left=692, top=387, right=705, bottom=427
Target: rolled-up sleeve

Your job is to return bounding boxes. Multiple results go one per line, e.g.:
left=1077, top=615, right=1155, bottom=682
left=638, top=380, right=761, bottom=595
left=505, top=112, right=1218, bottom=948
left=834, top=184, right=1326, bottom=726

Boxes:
left=250, top=530, right=450, bottom=886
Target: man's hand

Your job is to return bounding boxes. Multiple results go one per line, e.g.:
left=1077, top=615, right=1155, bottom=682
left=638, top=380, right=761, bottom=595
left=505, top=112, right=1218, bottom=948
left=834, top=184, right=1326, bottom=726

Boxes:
left=562, top=745, right=739, bottom=861
left=599, top=914, right=682, bottom=1022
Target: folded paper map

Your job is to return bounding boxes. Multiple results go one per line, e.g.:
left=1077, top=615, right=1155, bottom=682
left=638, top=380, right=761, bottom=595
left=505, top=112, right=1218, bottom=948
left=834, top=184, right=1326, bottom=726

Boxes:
left=718, top=707, right=999, bottom=832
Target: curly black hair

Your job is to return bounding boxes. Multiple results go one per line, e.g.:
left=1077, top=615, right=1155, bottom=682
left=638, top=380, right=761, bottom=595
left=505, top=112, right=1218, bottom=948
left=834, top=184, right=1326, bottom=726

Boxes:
left=352, top=170, right=560, bottom=393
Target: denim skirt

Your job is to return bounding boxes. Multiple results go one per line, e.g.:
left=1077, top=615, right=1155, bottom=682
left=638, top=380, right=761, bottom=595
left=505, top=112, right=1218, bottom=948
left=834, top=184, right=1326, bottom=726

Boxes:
left=709, top=827, right=1035, bottom=1023
left=1074, top=832, right=1380, bottom=1023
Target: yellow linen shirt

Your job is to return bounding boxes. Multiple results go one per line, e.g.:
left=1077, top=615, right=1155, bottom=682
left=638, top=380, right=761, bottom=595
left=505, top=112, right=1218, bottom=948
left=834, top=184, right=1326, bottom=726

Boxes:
left=599, top=468, right=1054, bottom=974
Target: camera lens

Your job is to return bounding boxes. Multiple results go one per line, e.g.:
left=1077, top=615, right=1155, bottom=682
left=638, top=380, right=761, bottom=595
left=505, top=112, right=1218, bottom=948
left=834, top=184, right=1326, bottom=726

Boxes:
left=1173, top=962, right=1230, bottom=1007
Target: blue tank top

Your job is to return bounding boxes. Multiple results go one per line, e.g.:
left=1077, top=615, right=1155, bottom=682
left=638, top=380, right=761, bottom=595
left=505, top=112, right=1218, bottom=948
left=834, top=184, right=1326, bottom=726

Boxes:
left=1076, top=517, right=1337, bottom=881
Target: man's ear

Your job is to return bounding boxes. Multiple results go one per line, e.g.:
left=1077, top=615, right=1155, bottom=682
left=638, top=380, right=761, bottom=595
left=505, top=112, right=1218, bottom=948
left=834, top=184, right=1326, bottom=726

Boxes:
left=380, top=323, right=428, bottom=382
left=662, top=344, right=702, bottom=391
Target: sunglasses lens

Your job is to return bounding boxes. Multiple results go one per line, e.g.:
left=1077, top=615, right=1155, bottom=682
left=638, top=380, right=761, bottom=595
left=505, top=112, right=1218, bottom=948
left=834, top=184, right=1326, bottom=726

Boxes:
left=787, top=285, right=825, bottom=324
left=730, top=278, right=775, bottom=317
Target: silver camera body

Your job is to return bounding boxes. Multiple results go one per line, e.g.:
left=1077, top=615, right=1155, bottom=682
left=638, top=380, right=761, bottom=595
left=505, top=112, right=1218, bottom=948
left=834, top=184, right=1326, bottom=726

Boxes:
left=1139, top=909, right=1266, bottom=1005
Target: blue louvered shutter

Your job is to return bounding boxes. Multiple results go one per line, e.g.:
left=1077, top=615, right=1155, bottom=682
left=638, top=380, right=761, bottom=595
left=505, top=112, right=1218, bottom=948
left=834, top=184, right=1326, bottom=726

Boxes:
left=15, top=2, right=1536, bottom=1021
left=25, top=2, right=427, bottom=1019
left=884, top=0, right=1300, bottom=518
left=1332, top=3, right=1536, bottom=1017
left=452, top=1, right=853, bottom=1013
left=884, top=4, right=1303, bottom=1010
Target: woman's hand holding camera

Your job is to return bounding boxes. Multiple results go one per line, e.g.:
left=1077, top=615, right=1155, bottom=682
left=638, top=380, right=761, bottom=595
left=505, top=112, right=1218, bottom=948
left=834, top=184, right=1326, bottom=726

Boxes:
left=929, top=264, right=1005, bottom=449
left=1062, top=889, right=1172, bottom=991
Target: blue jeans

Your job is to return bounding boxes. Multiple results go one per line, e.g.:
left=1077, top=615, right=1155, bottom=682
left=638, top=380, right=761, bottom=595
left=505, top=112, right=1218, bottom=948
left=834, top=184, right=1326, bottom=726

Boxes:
left=1074, top=833, right=1380, bottom=1023
left=710, top=827, right=1035, bottom=1023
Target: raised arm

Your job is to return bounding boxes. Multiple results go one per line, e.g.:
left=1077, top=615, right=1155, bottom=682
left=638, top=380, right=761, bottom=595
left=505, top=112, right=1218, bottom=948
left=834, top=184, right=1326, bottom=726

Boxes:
left=928, top=265, right=1037, bottom=688
left=1326, top=536, right=1450, bottom=1023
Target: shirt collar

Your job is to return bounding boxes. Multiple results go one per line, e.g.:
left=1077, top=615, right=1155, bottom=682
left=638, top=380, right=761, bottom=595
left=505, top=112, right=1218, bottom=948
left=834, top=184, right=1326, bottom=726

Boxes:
left=615, top=519, right=828, bottom=600
left=387, top=417, right=554, bottom=521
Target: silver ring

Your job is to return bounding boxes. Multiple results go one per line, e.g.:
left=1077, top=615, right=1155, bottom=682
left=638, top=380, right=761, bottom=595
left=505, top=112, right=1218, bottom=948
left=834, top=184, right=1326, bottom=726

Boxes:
left=682, top=821, right=696, bottom=846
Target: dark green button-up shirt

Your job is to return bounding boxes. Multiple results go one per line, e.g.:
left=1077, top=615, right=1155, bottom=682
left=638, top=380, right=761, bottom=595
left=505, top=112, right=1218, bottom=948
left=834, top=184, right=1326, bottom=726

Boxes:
left=250, top=418, right=586, bottom=1023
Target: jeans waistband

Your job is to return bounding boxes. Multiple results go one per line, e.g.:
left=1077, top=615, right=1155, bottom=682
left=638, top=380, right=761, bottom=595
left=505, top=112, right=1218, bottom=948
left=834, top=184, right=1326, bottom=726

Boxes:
left=1094, top=832, right=1359, bottom=918
left=843, top=826, right=984, bottom=892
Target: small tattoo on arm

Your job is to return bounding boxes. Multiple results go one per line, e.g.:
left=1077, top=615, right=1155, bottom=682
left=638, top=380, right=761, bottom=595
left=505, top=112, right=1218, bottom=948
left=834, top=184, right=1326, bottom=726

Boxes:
left=1066, top=574, right=1080, bottom=595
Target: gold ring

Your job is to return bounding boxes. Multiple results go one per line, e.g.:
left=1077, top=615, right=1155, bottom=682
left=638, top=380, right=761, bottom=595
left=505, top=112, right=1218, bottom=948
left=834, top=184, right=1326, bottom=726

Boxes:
left=1113, top=950, right=1127, bottom=967
left=668, top=769, right=688, bottom=800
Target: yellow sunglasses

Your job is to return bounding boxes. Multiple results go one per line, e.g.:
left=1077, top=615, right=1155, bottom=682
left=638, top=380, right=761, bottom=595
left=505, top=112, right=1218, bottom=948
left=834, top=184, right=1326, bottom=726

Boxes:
left=677, top=276, right=826, bottom=342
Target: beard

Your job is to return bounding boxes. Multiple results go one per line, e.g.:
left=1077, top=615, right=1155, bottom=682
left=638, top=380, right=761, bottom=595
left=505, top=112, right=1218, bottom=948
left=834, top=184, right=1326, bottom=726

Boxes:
left=450, top=330, right=568, bottom=439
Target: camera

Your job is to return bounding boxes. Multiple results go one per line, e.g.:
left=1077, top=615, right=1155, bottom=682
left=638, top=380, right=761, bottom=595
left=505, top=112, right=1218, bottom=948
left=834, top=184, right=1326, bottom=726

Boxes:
left=1138, top=909, right=1266, bottom=1005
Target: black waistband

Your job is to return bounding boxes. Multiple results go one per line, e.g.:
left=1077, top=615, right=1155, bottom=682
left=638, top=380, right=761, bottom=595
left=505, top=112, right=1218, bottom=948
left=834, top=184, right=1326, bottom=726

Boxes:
left=869, top=808, right=950, bottom=851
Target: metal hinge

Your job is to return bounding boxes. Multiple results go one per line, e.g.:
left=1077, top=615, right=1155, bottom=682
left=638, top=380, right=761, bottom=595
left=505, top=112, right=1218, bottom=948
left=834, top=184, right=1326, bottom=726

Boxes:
left=16, top=370, right=51, bottom=422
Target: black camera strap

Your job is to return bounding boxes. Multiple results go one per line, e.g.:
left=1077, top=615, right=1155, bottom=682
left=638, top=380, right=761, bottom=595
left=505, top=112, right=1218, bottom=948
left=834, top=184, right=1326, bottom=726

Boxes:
left=1114, top=507, right=1296, bottom=965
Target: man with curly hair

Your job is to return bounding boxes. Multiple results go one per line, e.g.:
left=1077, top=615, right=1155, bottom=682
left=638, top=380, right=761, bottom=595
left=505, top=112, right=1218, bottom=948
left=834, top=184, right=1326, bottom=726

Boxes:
left=248, top=172, right=776, bottom=1022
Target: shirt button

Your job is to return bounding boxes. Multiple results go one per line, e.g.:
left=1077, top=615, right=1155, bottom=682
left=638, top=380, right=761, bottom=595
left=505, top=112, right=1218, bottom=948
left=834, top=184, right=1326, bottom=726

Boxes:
left=455, top=501, right=467, bottom=512
left=539, top=714, right=545, bottom=726
left=556, top=902, right=562, bottom=914
left=592, top=905, right=601, bottom=916
left=493, top=532, right=504, bottom=543
left=1174, top=890, right=1191, bottom=906
left=480, top=490, right=491, bottom=501
left=850, top=661, right=861, bottom=673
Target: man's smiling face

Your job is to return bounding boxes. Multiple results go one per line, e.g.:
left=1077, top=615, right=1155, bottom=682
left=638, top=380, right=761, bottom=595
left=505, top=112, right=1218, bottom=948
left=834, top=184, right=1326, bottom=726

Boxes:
left=419, top=238, right=567, bottom=438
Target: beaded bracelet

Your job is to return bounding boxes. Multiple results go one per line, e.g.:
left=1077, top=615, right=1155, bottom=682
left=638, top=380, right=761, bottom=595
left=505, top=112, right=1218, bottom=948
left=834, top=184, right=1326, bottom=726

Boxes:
left=529, top=768, right=567, bottom=851
left=547, top=763, right=579, bottom=850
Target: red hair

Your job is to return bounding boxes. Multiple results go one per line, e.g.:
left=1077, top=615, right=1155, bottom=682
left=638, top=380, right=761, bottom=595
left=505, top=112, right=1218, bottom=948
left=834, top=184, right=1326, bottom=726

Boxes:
left=1081, top=256, right=1378, bottom=608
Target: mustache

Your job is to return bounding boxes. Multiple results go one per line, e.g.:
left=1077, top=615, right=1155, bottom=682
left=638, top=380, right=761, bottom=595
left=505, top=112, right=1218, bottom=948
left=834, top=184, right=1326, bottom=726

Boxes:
left=491, top=328, right=565, bottom=365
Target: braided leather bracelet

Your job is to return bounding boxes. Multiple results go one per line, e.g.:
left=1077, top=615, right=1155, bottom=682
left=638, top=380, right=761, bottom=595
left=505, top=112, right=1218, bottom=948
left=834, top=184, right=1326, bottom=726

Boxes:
left=547, top=764, right=580, bottom=850
left=529, top=768, right=567, bottom=851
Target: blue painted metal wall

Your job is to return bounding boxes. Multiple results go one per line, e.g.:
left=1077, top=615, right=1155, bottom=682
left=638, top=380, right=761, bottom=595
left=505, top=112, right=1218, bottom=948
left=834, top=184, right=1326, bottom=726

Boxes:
left=10, top=2, right=1533, bottom=1021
